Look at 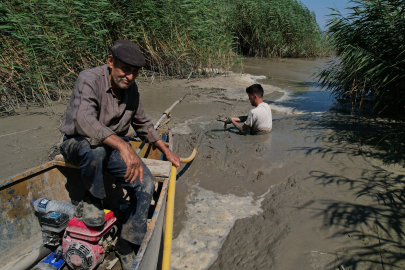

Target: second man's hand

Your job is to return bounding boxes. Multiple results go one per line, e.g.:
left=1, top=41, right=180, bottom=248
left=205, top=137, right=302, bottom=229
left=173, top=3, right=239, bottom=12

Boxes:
left=231, top=117, right=250, bottom=134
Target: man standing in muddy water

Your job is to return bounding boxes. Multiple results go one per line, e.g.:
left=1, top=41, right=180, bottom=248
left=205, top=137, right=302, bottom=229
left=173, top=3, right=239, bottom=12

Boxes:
left=219, top=84, right=272, bottom=134
left=59, top=40, right=180, bottom=269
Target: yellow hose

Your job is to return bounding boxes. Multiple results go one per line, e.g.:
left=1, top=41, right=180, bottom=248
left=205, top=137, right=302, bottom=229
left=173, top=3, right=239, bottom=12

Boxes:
left=179, top=147, right=197, bottom=163
left=162, top=165, right=177, bottom=270
left=162, top=148, right=197, bottom=270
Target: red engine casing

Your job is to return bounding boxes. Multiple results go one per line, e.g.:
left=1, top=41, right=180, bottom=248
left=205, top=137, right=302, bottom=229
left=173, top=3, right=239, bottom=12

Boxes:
left=62, top=210, right=116, bottom=270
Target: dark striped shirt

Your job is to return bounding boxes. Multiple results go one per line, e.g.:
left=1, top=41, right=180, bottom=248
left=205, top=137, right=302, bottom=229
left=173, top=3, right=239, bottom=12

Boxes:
left=60, top=65, right=160, bottom=145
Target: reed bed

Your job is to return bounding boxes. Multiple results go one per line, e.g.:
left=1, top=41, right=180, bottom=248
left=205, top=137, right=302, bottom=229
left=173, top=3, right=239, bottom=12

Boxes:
left=1, top=0, right=328, bottom=112
left=318, top=0, right=405, bottom=115
left=227, top=0, right=326, bottom=58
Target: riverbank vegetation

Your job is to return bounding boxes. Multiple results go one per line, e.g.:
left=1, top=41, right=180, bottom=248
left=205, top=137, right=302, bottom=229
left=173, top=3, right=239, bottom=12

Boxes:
left=318, top=0, right=405, bottom=116
left=229, top=0, right=329, bottom=58
left=0, top=0, right=326, bottom=113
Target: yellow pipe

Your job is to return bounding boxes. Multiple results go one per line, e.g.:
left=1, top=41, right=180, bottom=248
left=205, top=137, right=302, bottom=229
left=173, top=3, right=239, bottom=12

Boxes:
left=162, top=149, right=197, bottom=270
left=162, top=165, right=177, bottom=270
left=179, top=147, right=197, bottom=163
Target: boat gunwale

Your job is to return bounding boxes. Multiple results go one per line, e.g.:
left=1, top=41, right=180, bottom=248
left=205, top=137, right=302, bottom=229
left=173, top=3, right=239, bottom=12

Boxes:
left=133, top=176, right=169, bottom=269
left=0, top=160, right=77, bottom=189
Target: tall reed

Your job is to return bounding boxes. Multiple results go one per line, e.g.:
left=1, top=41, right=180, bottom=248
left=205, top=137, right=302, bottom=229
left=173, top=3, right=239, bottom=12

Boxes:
left=317, top=0, right=405, bottom=115
left=0, top=0, right=235, bottom=112
left=226, top=0, right=326, bottom=58
left=1, top=0, right=327, bottom=112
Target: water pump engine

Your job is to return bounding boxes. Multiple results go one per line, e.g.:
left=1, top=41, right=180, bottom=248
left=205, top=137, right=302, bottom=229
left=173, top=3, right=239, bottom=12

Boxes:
left=40, top=211, right=70, bottom=246
left=62, top=210, right=117, bottom=270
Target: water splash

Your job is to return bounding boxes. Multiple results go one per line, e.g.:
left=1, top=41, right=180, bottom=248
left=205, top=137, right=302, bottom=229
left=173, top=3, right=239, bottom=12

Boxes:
left=171, top=186, right=263, bottom=270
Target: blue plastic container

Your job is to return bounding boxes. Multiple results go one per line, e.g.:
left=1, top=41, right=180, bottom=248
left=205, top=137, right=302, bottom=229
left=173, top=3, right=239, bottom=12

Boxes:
left=31, top=251, right=65, bottom=270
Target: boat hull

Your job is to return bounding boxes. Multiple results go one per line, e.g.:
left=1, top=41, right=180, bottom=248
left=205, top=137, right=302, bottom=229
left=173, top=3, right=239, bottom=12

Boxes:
left=0, top=131, right=172, bottom=270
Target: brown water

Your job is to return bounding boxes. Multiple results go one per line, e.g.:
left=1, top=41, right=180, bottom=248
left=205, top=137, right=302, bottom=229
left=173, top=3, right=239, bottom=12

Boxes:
left=167, top=58, right=401, bottom=270
left=241, top=58, right=335, bottom=113
left=241, top=58, right=327, bottom=88
left=166, top=58, right=349, bottom=269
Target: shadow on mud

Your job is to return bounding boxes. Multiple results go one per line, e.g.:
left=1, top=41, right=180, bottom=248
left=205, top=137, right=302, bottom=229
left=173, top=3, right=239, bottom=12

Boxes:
left=297, top=109, right=405, bottom=165
left=294, top=110, right=405, bottom=269
left=308, top=169, right=404, bottom=269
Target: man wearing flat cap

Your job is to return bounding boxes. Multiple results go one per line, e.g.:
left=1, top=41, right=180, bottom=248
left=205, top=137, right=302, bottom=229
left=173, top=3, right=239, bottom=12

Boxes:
left=59, top=40, right=180, bottom=269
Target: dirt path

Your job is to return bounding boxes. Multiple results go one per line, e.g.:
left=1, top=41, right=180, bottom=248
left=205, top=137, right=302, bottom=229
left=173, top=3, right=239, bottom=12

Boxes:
left=0, top=105, right=66, bottom=180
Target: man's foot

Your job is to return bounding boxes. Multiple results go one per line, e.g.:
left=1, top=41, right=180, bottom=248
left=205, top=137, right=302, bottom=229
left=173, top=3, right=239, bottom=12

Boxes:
left=115, top=238, right=139, bottom=270
left=216, top=115, right=232, bottom=124
left=74, top=201, right=105, bottom=227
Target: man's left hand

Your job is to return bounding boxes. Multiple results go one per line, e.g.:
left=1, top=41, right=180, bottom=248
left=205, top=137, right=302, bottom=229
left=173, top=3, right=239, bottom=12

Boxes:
left=165, top=150, right=181, bottom=169
left=153, top=140, right=181, bottom=169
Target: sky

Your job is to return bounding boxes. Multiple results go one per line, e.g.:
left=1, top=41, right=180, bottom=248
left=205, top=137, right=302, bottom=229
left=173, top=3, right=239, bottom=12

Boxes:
left=301, top=0, right=355, bottom=31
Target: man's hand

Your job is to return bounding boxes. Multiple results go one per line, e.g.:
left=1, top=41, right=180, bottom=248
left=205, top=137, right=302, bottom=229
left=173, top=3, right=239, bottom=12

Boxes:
left=103, top=135, right=143, bottom=183
left=119, top=144, right=144, bottom=183
left=164, top=149, right=181, bottom=169
left=231, top=117, right=250, bottom=134
left=153, top=140, right=181, bottom=169
left=216, top=115, right=232, bottom=124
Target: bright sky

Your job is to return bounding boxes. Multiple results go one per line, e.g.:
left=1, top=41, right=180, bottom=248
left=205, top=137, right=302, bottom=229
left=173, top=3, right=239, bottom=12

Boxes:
left=301, top=0, right=355, bottom=30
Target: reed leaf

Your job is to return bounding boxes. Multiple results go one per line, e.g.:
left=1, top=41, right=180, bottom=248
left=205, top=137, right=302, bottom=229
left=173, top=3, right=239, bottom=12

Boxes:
left=318, top=0, right=405, bottom=115
left=1, top=0, right=328, bottom=112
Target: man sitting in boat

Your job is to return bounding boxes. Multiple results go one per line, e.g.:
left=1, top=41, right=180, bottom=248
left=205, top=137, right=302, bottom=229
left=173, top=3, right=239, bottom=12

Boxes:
left=59, top=40, right=180, bottom=269
left=219, top=84, right=272, bottom=135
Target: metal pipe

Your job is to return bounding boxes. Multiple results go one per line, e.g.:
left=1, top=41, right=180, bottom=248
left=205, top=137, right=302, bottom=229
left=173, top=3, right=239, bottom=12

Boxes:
left=2, top=245, right=53, bottom=270
left=154, top=93, right=187, bottom=129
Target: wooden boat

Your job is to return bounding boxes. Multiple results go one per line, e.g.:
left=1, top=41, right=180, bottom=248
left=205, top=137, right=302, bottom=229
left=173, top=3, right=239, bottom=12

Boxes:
left=0, top=129, right=174, bottom=270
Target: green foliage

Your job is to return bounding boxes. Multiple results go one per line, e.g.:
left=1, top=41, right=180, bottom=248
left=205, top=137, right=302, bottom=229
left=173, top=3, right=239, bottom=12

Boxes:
left=0, top=0, right=328, bottom=111
left=0, top=0, right=236, bottom=110
left=318, top=0, right=405, bottom=115
left=226, top=0, right=326, bottom=57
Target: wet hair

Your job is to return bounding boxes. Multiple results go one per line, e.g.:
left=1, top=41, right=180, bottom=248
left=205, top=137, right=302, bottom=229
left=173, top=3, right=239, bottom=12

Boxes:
left=246, top=84, right=264, bottom=98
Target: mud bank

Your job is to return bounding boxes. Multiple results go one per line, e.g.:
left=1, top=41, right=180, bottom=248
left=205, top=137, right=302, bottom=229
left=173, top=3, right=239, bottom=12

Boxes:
left=1, top=58, right=403, bottom=270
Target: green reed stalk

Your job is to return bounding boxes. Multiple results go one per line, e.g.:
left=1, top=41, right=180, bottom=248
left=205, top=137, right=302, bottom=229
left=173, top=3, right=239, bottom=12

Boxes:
left=317, top=0, right=405, bottom=115
left=0, top=0, right=328, bottom=112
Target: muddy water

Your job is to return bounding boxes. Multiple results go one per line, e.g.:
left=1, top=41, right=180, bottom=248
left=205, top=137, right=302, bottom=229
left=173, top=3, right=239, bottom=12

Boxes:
left=165, top=58, right=344, bottom=270
left=243, top=58, right=335, bottom=113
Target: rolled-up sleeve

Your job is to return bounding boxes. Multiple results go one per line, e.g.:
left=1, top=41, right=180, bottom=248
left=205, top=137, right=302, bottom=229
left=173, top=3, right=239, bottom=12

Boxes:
left=73, top=79, right=115, bottom=145
left=131, top=101, right=161, bottom=143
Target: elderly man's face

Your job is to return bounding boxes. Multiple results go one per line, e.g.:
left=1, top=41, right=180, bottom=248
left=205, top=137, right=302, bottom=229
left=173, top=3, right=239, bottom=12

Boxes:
left=108, top=55, right=140, bottom=90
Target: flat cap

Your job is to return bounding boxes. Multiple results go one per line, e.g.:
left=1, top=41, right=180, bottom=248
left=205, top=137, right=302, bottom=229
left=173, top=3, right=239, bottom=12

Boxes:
left=110, top=40, right=145, bottom=68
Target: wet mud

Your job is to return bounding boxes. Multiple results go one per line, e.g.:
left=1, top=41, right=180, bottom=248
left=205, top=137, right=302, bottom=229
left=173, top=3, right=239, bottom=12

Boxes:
left=1, top=58, right=404, bottom=269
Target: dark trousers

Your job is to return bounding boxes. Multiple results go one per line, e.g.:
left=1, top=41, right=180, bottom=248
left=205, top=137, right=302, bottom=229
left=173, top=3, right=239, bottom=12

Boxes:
left=60, top=136, right=154, bottom=245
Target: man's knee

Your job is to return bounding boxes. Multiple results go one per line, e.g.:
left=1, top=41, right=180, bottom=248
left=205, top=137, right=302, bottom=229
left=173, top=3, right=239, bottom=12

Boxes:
left=141, top=168, right=154, bottom=195
left=84, top=145, right=108, bottom=165
left=60, top=136, right=108, bottom=167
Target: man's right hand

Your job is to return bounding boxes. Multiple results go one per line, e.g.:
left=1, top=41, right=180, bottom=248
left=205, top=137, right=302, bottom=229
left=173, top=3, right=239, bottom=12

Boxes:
left=119, top=143, right=144, bottom=183
left=103, top=135, right=143, bottom=183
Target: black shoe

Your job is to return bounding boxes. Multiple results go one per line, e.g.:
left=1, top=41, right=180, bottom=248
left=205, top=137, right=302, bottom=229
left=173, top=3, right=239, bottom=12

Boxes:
left=115, top=238, right=137, bottom=270
left=74, top=201, right=105, bottom=227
